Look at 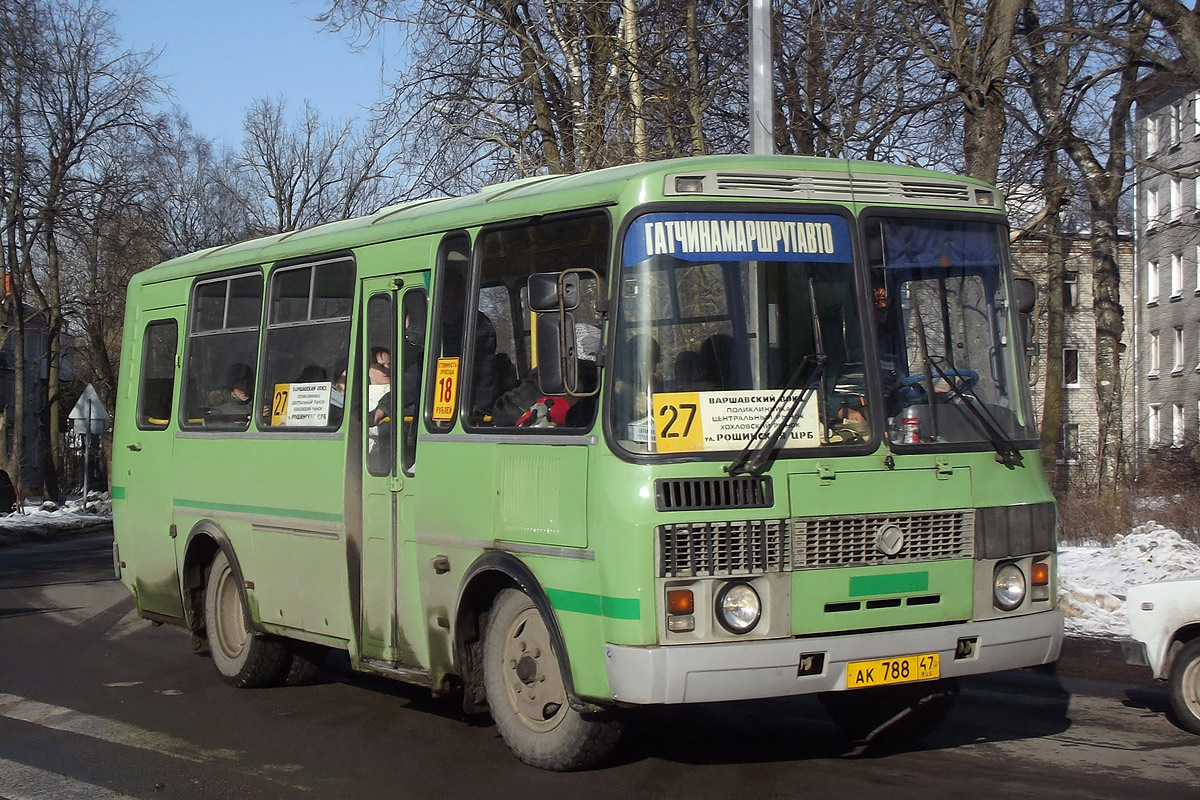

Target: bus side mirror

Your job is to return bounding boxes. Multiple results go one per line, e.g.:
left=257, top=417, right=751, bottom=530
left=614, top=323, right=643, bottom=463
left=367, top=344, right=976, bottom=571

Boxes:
left=535, top=311, right=577, bottom=395
left=1013, top=278, right=1036, bottom=315
left=528, top=272, right=580, bottom=313
left=1012, top=278, right=1038, bottom=365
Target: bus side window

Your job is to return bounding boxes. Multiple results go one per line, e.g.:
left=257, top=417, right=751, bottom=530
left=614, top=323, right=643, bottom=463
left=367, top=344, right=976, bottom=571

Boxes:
left=477, top=211, right=609, bottom=430
left=366, top=292, right=395, bottom=476
left=400, top=289, right=426, bottom=474
left=183, top=272, right=263, bottom=430
left=261, top=257, right=355, bottom=430
left=427, top=234, right=472, bottom=431
left=137, top=320, right=178, bottom=429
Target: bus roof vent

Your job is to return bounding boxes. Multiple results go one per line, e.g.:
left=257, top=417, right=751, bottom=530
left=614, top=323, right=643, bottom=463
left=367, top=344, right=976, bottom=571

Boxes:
left=676, top=171, right=975, bottom=206
left=655, top=476, right=774, bottom=512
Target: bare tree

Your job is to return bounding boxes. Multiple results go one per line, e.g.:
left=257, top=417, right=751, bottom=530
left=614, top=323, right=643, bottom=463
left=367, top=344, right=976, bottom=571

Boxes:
left=0, top=0, right=161, bottom=500
left=1136, top=0, right=1200, bottom=81
left=1018, top=0, right=1151, bottom=492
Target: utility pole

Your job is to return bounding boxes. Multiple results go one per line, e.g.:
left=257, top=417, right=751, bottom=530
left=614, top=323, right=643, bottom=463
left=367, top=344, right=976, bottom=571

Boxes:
left=749, top=0, right=774, bottom=154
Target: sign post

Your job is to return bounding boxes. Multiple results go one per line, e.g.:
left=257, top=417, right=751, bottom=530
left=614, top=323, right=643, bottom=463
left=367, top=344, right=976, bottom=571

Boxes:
left=69, top=385, right=109, bottom=505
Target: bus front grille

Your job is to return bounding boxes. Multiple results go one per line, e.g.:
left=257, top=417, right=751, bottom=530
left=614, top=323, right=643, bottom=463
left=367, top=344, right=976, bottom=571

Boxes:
left=658, top=519, right=790, bottom=578
left=654, top=476, right=774, bottom=511
left=793, top=510, right=975, bottom=568
left=657, top=511, right=974, bottom=577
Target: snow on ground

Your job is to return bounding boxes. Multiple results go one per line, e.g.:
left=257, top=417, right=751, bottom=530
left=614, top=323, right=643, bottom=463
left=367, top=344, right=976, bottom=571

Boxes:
left=1059, top=523, right=1200, bottom=639
left=0, top=493, right=113, bottom=546
left=1, top=496, right=1197, bottom=641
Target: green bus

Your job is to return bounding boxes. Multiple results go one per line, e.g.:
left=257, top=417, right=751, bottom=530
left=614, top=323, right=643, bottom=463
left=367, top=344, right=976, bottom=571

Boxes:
left=112, top=154, right=1061, bottom=770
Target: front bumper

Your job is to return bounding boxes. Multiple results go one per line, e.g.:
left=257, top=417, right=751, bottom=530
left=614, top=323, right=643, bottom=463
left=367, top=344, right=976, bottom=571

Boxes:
left=604, top=611, right=1063, bottom=705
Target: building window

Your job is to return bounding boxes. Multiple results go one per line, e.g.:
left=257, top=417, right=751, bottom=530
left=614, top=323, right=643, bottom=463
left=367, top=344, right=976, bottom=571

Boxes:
left=1149, top=330, right=1161, bottom=376
left=1060, top=423, right=1080, bottom=465
left=1149, top=404, right=1161, bottom=448
left=1063, top=271, right=1079, bottom=310
left=1147, top=187, right=1160, bottom=226
left=1148, top=260, right=1160, bottom=304
left=1063, top=348, right=1080, bottom=387
left=1173, top=403, right=1185, bottom=448
left=1172, top=252, right=1184, bottom=298
left=1148, top=115, right=1160, bottom=154
left=1171, top=102, right=1184, bottom=147
left=1172, top=178, right=1183, bottom=222
left=1174, top=326, right=1185, bottom=373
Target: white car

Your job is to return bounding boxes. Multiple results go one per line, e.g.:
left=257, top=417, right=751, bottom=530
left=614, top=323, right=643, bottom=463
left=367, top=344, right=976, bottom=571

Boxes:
left=1125, top=577, right=1200, bottom=734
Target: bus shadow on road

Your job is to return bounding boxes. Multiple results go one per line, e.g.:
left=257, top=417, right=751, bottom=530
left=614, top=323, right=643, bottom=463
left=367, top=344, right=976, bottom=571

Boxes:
left=611, top=667, right=1075, bottom=766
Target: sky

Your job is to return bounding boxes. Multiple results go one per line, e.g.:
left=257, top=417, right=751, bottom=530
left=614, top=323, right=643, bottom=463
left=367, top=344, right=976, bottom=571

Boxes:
left=107, top=0, right=392, bottom=148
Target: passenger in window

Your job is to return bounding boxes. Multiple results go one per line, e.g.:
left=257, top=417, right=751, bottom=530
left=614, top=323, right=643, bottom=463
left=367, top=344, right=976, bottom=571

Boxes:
left=207, top=362, right=254, bottom=421
left=441, top=271, right=500, bottom=416
left=613, top=334, right=661, bottom=429
left=492, top=323, right=600, bottom=428
left=368, top=348, right=391, bottom=385
left=328, top=367, right=347, bottom=426
left=295, top=365, right=329, bottom=383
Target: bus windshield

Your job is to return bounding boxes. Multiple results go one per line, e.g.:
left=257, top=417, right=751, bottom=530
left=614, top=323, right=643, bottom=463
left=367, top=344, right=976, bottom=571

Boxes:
left=866, top=216, right=1037, bottom=448
left=611, top=211, right=870, bottom=455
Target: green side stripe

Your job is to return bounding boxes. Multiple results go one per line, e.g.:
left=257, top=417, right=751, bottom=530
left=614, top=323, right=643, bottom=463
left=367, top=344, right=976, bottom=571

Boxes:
left=174, top=497, right=343, bottom=524
left=545, top=587, right=641, bottom=620
left=848, top=571, right=929, bottom=597
left=110, top=486, right=127, bottom=500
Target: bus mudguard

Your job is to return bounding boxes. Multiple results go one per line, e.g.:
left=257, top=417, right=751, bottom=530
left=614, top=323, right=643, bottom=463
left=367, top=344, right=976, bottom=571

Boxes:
left=180, top=520, right=253, bottom=638
left=454, top=550, right=594, bottom=714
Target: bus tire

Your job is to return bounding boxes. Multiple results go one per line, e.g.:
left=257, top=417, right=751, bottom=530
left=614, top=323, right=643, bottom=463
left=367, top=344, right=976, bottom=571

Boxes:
left=283, top=642, right=328, bottom=686
left=482, top=588, right=621, bottom=770
left=819, top=678, right=958, bottom=745
left=203, top=550, right=288, bottom=688
left=1168, top=639, right=1200, bottom=735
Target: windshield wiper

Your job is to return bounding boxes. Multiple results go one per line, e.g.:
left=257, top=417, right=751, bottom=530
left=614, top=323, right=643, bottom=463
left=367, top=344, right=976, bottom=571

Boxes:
left=725, top=354, right=827, bottom=477
left=928, top=361, right=1023, bottom=466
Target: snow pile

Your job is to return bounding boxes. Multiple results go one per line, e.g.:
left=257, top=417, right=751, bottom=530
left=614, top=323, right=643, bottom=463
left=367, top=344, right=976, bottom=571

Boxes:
left=1058, top=524, right=1200, bottom=638
left=0, top=492, right=112, bottom=545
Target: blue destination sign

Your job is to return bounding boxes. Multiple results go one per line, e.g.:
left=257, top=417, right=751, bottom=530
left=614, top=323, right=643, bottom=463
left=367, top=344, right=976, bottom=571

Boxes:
left=624, top=212, right=851, bottom=266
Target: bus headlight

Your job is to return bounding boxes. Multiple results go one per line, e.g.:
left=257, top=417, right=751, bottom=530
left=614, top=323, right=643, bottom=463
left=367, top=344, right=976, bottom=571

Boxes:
left=993, top=563, right=1027, bottom=611
left=716, top=582, right=761, bottom=634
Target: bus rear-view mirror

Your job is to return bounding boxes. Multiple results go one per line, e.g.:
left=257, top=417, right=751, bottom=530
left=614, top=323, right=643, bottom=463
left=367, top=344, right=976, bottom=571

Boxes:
left=528, top=272, right=580, bottom=313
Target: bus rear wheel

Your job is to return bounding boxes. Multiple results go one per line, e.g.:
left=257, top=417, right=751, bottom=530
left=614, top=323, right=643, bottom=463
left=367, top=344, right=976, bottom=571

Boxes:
left=204, top=550, right=288, bottom=688
left=1168, top=639, right=1200, bottom=735
left=482, top=589, right=621, bottom=770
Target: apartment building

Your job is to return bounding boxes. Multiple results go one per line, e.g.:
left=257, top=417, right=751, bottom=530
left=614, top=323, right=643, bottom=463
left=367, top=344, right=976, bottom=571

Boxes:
left=1134, top=73, right=1200, bottom=464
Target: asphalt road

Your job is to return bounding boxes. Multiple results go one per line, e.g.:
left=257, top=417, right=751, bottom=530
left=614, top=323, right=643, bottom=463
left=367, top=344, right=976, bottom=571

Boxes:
left=1, top=532, right=1197, bottom=799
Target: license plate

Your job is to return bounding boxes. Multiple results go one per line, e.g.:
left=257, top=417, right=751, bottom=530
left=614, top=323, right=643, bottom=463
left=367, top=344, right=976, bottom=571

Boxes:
left=845, top=652, right=940, bottom=689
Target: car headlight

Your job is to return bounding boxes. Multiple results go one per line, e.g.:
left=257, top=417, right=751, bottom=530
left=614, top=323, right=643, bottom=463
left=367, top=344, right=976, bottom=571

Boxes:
left=993, top=563, right=1027, bottom=611
left=716, top=582, right=761, bottom=634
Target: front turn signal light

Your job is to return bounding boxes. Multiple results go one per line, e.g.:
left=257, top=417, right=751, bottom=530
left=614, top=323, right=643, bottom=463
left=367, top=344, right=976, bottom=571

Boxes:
left=1031, top=561, right=1050, bottom=586
left=667, top=589, right=694, bottom=616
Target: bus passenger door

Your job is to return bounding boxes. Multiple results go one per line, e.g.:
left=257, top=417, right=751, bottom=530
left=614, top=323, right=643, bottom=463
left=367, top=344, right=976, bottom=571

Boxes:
left=120, top=310, right=186, bottom=619
left=359, top=277, right=428, bottom=667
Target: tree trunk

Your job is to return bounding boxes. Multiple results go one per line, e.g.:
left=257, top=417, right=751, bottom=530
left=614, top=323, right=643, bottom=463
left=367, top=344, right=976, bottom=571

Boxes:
left=1090, top=207, right=1125, bottom=493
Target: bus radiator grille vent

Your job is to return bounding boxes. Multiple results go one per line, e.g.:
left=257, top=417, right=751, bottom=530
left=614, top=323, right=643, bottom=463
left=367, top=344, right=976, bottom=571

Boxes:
left=792, top=510, right=975, bottom=569
left=654, top=477, right=774, bottom=512
left=657, top=519, right=790, bottom=578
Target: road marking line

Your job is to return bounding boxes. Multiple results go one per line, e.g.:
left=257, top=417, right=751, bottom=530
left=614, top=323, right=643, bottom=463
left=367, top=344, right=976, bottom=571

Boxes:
left=0, top=755, right=140, bottom=800
left=0, top=693, right=311, bottom=791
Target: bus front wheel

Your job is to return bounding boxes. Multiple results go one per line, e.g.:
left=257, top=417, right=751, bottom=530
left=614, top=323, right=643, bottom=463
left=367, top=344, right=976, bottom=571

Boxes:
left=203, top=550, right=289, bottom=688
left=482, top=588, right=621, bottom=770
